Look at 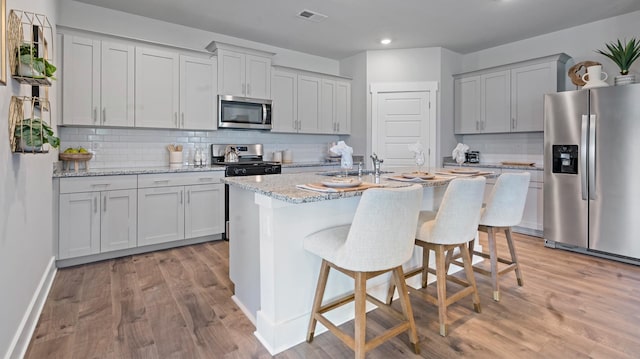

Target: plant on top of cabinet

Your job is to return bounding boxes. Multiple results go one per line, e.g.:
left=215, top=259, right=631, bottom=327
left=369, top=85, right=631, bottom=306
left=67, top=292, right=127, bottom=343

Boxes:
left=7, top=9, right=55, bottom=86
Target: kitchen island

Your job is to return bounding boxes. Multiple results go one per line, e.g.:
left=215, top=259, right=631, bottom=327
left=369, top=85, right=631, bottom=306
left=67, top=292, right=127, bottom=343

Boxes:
left=224, top=171, right=477, bottom=354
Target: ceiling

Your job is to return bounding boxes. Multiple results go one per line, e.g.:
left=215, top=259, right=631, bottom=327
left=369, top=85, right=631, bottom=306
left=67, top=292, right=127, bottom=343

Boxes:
left=72, top=0, right=640, bottom=59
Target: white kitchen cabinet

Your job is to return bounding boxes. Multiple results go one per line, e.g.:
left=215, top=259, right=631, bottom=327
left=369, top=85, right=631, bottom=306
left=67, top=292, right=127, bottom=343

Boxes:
left=214, top=43, right=273, bottom=99
left=62, top=36, right=135, bottom=127
left=271, top=68, right=298, bottom=133
left=454, top=76, right=481, bottom=134
left=511, top=62, right=555, bottom=132
left=297, top=74, right=322, bottom=133
left=335, top=80, right=351, bottom=134
left=179, top=55, right=217, bottom=130
left=320, top=78, right=337, bottom=133
left=58, top=176, right=137, bottom=259
left=137, top=172, right=224, bottom=246
left=454, top=53, right=569, bottom=134
left=503, top=169, right=543, bottom=235
left=135, top=47, right=180, bottom=128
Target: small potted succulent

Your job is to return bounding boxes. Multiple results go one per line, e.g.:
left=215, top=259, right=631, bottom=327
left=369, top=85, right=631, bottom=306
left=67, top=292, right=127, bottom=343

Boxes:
left=14, top=117, right=60, bottom=152
left=596, top=38, right=640, bottom=85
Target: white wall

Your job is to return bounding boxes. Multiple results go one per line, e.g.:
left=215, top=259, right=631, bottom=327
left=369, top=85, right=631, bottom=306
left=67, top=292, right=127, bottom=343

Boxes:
left=1, top=1, right=59, bottom=358
left=339, top=52, right=367, bottom=157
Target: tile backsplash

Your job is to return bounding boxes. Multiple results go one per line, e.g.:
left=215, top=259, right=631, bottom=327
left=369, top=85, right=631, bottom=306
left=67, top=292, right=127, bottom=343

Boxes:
left=460, top=132, right=544, bottom=165
left=59, top=127, right=342, bottom=168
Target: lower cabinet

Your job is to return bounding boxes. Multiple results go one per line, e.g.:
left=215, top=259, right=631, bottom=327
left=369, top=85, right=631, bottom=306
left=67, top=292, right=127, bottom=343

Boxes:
left=57, top=172, right=225, bottom=262
left=137, top=172, right=224, bottom=246
left=58, top=176, right=137, bottom=259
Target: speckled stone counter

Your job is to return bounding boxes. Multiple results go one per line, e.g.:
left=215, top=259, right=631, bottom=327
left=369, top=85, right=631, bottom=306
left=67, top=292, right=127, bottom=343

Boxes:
left=281, top=161, right=341, bottom=169
left=222, top=170, right=454, bottom=204
left=52, top=165, right=226, bottom=178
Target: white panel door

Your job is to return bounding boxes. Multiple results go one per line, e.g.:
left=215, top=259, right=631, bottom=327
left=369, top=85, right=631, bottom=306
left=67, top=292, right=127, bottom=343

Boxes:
left=62, top=35, right=100, bottom=125
left=185, top=184, right=224, bottom=239
left=138, top=186, right=185, bottom=246
left=101, top=189, right=137, bottom=253
left=218, top=49, right=245, bottom=96
left=271, top=69, right=297, bottom=133
left=135, top=47, right=179, bottom=128
left=336, top=80, right=351, bottom=135
left=59, top=192, right=100, bottom=259
left=245, top=54, right=271, bottom=99
left=320, top=79, right=336, bottom=133
left=481, top=70, right=510, bottom=133
left=454, top=76, right=481, bottom=134
left=297, top=74, right=321, bottom=134
left=511, top=62, right=554, bottom=132
left=375, top=91, right=431, bottom=168
left=180, top=56, right=217, bottom=130
left=101, top=42, right=135, bottom=127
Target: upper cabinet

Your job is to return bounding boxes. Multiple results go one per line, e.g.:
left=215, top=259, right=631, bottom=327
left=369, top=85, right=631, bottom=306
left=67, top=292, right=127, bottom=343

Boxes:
left=62, top=35, right=135, bottom=126
left=454, top=53, right=570, bottom=134
left=271, top=66, right=352, bottom=135
left=212, top=42, right=273, bottom=99
left=61, top=33, right=217, bottom=130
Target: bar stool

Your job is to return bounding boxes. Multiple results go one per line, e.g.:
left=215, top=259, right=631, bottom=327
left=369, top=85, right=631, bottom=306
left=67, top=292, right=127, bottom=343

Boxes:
left=304, top=185, right=423, bottom=359
left=387, top=177, right=486, bottom=336
left=464, top=172, right=530, bottom=301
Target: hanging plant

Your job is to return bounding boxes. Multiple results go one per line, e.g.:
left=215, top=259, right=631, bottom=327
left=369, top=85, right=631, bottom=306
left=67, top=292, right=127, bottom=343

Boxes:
left=14, top=117, right=60, bottom=150
left=595, top=38, right=640, bottom=75
left=18, top=43, right=57, bottom=80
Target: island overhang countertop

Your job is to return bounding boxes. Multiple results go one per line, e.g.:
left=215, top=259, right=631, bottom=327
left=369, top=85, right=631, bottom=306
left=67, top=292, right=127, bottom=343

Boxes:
left=222, top=170, right=465, bottom=204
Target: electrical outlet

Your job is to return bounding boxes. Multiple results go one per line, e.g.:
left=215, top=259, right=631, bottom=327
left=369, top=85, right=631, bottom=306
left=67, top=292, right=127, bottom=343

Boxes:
left=91, top=142, right=100, bottom=151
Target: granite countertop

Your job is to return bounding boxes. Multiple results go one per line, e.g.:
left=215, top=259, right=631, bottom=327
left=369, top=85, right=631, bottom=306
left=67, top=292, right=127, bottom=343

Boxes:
left=52, top=161, right=341, bottom=178
left=223, top=169, right=473, bottom=204
left=443, top=160, right=543, bottom=171
left=52, top=165, right=226, bottom=178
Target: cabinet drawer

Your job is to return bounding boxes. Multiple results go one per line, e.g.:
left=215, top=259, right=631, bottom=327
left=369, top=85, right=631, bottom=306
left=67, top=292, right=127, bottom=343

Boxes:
left=60, top=175, right=138, bottom=194
left=138, top=172, right=223, bottom=188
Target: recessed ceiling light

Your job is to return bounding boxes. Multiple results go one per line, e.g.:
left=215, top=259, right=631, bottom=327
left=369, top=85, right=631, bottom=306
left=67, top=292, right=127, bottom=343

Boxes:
left=380, top=38, right=392, bottom=45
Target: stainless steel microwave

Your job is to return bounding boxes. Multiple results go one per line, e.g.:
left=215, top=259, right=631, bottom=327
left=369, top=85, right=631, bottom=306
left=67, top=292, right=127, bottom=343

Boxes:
left=218, top=95, right=272, bottom=130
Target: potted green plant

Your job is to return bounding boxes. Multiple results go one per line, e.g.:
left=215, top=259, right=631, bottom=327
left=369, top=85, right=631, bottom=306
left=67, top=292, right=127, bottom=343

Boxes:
left=18, top=43, right=57, bottom=80
left=596, top=38, right=640, bottom=85
left=14, top=118, right=60, bottom=151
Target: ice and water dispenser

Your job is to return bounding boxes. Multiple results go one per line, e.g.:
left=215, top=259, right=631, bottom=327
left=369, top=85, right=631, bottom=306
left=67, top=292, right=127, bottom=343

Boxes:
left=552, top=145, right=578, bottom=174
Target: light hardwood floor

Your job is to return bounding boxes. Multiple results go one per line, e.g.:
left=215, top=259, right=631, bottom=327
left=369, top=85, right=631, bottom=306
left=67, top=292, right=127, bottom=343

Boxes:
left=25, top=233, right=640, bottom=358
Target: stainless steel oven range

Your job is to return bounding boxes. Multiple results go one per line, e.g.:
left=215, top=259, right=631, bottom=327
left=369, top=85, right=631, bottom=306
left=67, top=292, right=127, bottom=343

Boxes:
left=211, top=144, right=282, bottom=240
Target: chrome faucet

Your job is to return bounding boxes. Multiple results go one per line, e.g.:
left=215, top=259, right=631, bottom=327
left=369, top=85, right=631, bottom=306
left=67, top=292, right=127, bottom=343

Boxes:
left=370, top=153, right=384, bottom=176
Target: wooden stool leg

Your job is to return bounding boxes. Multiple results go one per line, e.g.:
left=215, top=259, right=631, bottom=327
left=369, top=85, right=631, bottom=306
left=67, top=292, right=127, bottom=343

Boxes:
left=505, top=228, right=524, bottom=286
left=354, top=272, right=367, bottom=359
left=435, top=245, right=448, bottom=336
left=487, top=227, right=500, bottom=301
left=385, top=280, right=396, bottom=305
left=393, top=266, right=420, bottom=354
left=307, top=260, right=330, bottom=342
left=422, top=245, right=430, bottom=288
left=460, top=243, right=481, bottom=313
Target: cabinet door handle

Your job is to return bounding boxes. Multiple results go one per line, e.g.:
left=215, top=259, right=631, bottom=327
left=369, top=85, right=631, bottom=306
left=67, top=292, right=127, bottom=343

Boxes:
left=103, top=196, right=107, bottom=212
left=511, top=118, right=516, bottom=130
left=180, top=190, right=183, bottom=204
left=93, top=107, right=98, bottom=123
left=181, top=113, right=185, bottom=128
left=175, top=113, right=178, bottom=128
left=482, top=121, right=485, bottom=130
left=247, top=83, right=251, bottom=95
left=476, top=121, right=479, bottom=131
left=153, top=179, right=169, bottom=184
left=94, top=197, right=98, bottom=213
left=188, top=190, right=191, bottom=204
left=242, top=83, right=246, bottom=95
left=103, top=108, right=106, bottom=124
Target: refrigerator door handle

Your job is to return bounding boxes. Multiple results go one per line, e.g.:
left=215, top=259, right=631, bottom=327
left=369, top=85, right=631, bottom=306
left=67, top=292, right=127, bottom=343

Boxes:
left=580, top=115, right=589, bottom=200
left=588, top=114, right=597, bottom=200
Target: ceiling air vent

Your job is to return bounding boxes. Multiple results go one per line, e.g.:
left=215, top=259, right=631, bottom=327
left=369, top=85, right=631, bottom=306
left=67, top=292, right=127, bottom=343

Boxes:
left=297, top=9, right=328, bottom=23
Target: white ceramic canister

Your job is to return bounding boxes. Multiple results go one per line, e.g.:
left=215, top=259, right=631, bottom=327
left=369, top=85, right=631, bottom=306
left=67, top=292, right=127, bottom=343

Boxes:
left=282, top=149, right=293, bottom=163
left=272, top=151, right=282, bottom=163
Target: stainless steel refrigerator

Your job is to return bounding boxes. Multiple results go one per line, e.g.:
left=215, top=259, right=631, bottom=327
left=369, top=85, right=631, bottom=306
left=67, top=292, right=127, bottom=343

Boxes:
left=544, top=83, right=640, bottom=264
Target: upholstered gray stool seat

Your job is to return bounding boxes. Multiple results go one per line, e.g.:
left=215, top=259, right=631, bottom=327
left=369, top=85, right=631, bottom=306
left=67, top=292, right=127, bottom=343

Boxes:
left=304, top=185, right=423, bottom=359
left=387, top=177, right=486, bottom=336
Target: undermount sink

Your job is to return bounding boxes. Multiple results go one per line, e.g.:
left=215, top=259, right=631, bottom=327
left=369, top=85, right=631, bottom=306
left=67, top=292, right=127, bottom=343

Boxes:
left=317, top=170, right=392, bottom=176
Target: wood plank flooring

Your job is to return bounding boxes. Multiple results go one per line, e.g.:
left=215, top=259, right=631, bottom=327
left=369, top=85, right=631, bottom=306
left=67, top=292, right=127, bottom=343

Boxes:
left=25, top=233, right=640, bottom=358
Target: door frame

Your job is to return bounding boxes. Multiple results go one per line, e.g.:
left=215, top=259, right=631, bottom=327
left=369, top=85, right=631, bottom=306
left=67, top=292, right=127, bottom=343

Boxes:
left=370, top=81, right=438, bottom=170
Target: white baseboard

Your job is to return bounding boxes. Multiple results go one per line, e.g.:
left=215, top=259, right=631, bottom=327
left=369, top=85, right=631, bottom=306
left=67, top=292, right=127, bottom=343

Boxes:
left=4, top=257, right=57, bottom=359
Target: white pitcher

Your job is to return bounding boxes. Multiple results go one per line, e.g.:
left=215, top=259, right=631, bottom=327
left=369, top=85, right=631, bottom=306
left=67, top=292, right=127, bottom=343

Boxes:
left=582, top=65, right=608, bottom=88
